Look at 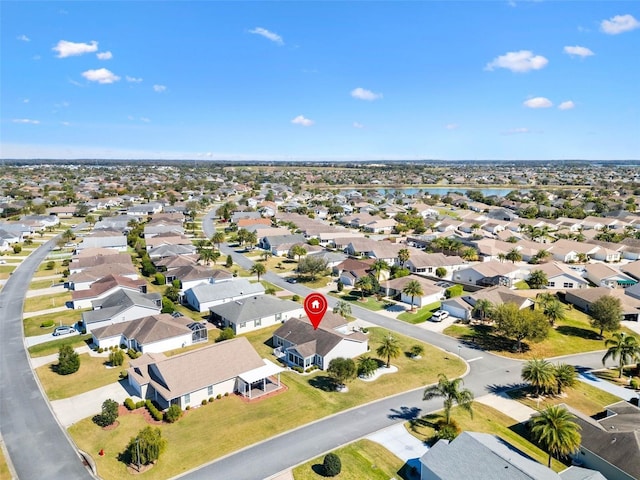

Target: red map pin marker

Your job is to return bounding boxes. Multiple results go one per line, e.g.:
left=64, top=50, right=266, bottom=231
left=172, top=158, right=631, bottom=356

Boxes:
left=304, top=293, right=328, bottom=330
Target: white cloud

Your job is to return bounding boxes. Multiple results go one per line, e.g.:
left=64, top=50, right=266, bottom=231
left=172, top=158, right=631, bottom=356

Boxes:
left=523, top=97, right=553, bottom=108
left=502, top=127, right=531, bottom=135
left=153, top=84, right=167, bottom=93
left=81, top=68, right=120, bottom=84
left=558, top=100, right=575, bottom=110
left=291, top=115, right=314, bottom=127
left=12, top=118, right=40, bottom=124
left=53, top=40, right=98, bottom=58
left=140, top=117, right=151, bottom=123
left=484, top=50, right=548, bottom=72
left=563, top=45, right=594, bottom=57
left=249, top=27, right=284, bottom=45
left=126, top=76, right=143, bottom=83
left=97, top=51, right=113, bottom=60
left=351, top=87, right=383, bottom=101
left=61, top=121, right=70, bottom=126
left=445, top=123, right=459, bottom=130
left=17, top=34, right=30, bottom=42
left=54, top=101, right=70, bottom=108
left=353, top=122, right=364, bottom=128
left=23, top=98, right=30, bottom=103
left=600, top=14, right=640, bottom=34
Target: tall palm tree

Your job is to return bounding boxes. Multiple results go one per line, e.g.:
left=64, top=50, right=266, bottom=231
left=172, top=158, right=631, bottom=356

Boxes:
left=542, top=298, right=567, bottom=327
left=497, top=253, right=506, bottom=263
left=472, top=299, right=493, bottom=323
left=553, top=363, right=577, bottom=395
left=376, top=333, right=401, bottom=368
left=521, top=358, right=556, bottom=396
left=290, top=244, right=307, bottom=263
left=211, top=231, right=225, bottom=251
left=423, top=373, right=474, bottom=425
left=355, top=275, right=374, bottom=300
left=371, top=259, right=390, bottom=282
left=530, top=405, right=582, bottom=468
left=333, top=300, right=352, bottom=319
left=250, top=262, right=266, bottom=281
left=402, top=280, right=423, bottom=312
left=398, top=248, right=410, bottom=268
left=602, top=332, right=640, bottom=378
left=506, top=248, right=522, bottom=264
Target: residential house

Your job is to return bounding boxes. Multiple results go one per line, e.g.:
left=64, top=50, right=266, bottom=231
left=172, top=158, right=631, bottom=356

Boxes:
left=71, top=274, right=148, bottom=309
left=80, top=289, right=162, bottom=332
left=443, top=286, right=534, bottom=320
left=163, top=265, right=224, bottom=291
left=145, top=232, right=193, bottom=251
left=547, top=239, right=599, bottom=263
left=272, top=314, right=368, bottom=370
left=528, top=262, right=588, bottom=290
left=209, top=295, right=304, bottom=334
left=363, top=218, right=397, bottom=234
left=127, top=337, right=284, bottom=408
left=91, top=313, right=207, bottom=353
left=67, top=263, right=140, bottom=291
left=453, top=261, right=522, bottom=287
left=566, top=402, right=640, bottom=480
left=183, top=278, right=265, bottom=312
left=261, top=233, right=307, bottom=256
left=584, top=263, right=637, bottom=289
left=69, top=252, right=134, bottom=275
left=405, top=252, right=465, bottom=278
left=153, top=254, right=200, bottom=271
left=76, top=229, right=128, bottom=252
left=420, top=431, right=605, bottom=480
left=333, top=258, right=374, bottom=286
left=127, top=202, right=163, bottom=217
left=147, top=244, right=196, bottom=260
left=48, top=206, right=76, bottom=218
left=380, top=275, right=444, bottom=308
left=564, top=287, right=640, bottom=321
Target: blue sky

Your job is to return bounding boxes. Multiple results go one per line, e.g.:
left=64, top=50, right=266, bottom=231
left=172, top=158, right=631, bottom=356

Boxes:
left=1, top=1, right=639, bottom=161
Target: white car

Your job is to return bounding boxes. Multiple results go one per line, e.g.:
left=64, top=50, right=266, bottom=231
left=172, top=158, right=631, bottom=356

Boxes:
left=431, top=310, right=450, bottom=322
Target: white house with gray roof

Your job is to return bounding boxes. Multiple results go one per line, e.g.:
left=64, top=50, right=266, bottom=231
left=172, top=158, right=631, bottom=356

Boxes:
left=183, top=278, right=265, bottom=312
left=80, top=289, right=162, bottom=332
left=209, top=295, right=304, bottom=334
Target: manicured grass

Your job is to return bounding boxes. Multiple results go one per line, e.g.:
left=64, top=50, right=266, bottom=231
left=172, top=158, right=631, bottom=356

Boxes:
left=292, top=439, right=408, bottom=480
left=33, top=269, right=66, bottom=278
left=443, top=307, right=639, bottom=359
left=28, top=334, right=92, bottom=358
left=397, top=302, right=442, bottom=324
left=23, top=291, right=72, bottom=312
left=508, top=381, right=622, bottom=417
left=329, top=292, right=385, bottom=311
left=0, top=444, right=11, bottom=480
left=261, top=280, right=283, bottom=292
left=29, top=278, right=64, bottom=289
left=592, top=368, right=640, bottom=389
left=36, top=354, right=129, bottom=400
left=23, top=310, right=82, bottom=337
left=68, top=326, right=464, bottom=480
left=36, top=260, right=63, bottom=272
left=407, top=403, right=566, bottom=472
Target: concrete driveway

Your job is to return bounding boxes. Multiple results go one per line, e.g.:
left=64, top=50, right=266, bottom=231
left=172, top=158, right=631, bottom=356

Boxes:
left=367, top=422, right=428, bottom=464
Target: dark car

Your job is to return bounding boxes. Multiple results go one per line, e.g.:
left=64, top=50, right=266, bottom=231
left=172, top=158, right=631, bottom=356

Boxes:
left=53, top=325, right=75, bottom=336
left=286, top=278, right=298, bottom=284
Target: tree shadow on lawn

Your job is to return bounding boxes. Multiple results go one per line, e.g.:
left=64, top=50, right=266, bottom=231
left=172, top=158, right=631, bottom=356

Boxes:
left=408, top=413, right=441, bottom=443
left=555, top=325, right=601, bottom=341
left=309, top=375, right=337, bottom=392
left=458, top=325, right=530, bottom=353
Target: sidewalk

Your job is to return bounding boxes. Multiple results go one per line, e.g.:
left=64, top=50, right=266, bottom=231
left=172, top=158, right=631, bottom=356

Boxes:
left=25, top=284, right=66, bottom=298
left=578, top=371, right=639, bottom=402
left=475, top=392, right=537, bottom=422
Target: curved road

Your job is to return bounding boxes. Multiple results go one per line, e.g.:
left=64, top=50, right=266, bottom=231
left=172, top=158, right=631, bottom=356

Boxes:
left=182, top=211, right=613, bottom=480
left=0, top=237, right=94, bottom=479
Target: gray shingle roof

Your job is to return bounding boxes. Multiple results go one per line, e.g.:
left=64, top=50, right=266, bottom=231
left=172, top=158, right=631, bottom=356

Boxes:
left=209, top=295, right=301, bottom=323
left=82, top=290, right=161, bottom=324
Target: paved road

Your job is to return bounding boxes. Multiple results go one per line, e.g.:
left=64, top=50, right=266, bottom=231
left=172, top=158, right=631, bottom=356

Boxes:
left=0, top=237, right=94, bottom=480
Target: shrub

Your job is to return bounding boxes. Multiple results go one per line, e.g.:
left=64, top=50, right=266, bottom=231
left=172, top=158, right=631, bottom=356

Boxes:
left=216, top=327, right=235, bottom=343
left=98, top=347, right=104, bottom=354
left=445, top=284, right=464, bottom=298
left=224, top=392, right=229, bottom=397
left=45, top=260, right=56, bottom=270
left=127, top=348, right=141, bottom=359
left=265, top=287, right=276, bottom=295
left=145, top=400, right=163, bottom=422
left=126, top=426, right=167, bottom=466
left=323, top=453, right=342, bottom=477
left=40, top=320, right=55, bottom=328
left=161, top=297, right=175, bottom=314
left=337, top=280, right=344, bottom=292
left=109, top=349, right=125, bottom=367
left=186, top=405, right=191, bottom=411
left=201, top=399, right=208, bottom=406
left=631, top=378, right=639, bottom=390
left=93, top=399, right=119, bottom=427
left=225, top=255, right=233, bottom=268
left=57, top=344, right=80, bottom=375
left=124, top=398, right=136, bottom=410
left=120, top=370, right=128, bottom=380
left=216, top=394, right=222, bottom=400
left=164, top=404, right=182, bottom=423
left=136, top=400, right=146, bottom=409
left=292, top=294, right=301, bottom=302
left=436, top=419, right=460, bottom=441
left=208, top=397, right=214, bottom=403
left=12, top=245, right=22, bottom=254
left=62, top=259, right=70, bottom=266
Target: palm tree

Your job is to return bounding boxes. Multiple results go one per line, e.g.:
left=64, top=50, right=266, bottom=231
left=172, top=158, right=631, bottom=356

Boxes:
left=250, top=262, right=266, bottom=281
left=602, top=332, right=640, bottom=378
left=211, top=231, right=225, bottom=251
left=398, top=248, right=410, bottom=267
left=376, top=333, right=401, bottom=368
left=472, top=299, right=493, bottom=323
left=506, top=248, right=522, bottom=264
left=553, top=363, right=577, bottom=395
left=357, top=356, right=379, bottom=378
left=526, top=270, right=548, bottom=289
left=521, top=358, right=556, bottom=396
left=542, top=298, right=567, bottom=327
left=355, top=275, right=374, bottom=300
left=497, top=253, right=506, bottom=263
left=371, top=259, right=390, bottom=282
left=530, top=405, right=582, bottom=468
left=461, top=247, right=479, bottom=262
left=423, top=373, right=474, bottom=425
left=402, top=280, right=423, bottom=312
left=290, top=244, right=307, bottom=263
left=199, top=248, right=214, bottom=266
left=333, top=300, right=352, bottom=319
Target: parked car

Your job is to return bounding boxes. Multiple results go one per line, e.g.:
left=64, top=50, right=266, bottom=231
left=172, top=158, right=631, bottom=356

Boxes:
left=431, top=310, right=450, bottom=322
left=53, top=325, right=75, bottom=336
left=286, top=277, right=298, bottom=284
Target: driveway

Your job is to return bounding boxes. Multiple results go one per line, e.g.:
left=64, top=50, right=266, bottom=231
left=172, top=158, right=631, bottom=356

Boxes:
left=367, top=422, right=428, bottom=466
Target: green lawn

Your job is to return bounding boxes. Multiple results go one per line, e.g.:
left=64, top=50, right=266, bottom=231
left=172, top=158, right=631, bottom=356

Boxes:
left=0, top=444, right=11, bottom=480
left=397, top=302, right=442, bottom=324
left=29, top=278, right=64, bottom=289
left=292, top=439, right=409, bottom=480
left=328, top=291, right=385, bottom=311
left=591, top=368, right=640, bottom=390
left=508, top=381, right=622, bottom=417
left=23, top=291, right=71, bottom=312
left=443, top=306, right=639, bottom=359
left=28, top=335, right=92, bottom=358
left=407, top=403, right=566, bottom=472
left=23, top=310, right=82, bottom=337
left=36, top=354, right=128, bottom=400
left=68, top=326, right=464, bottom=480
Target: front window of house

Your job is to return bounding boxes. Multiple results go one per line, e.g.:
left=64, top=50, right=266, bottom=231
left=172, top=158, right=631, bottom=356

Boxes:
left=207, top=385, right=213, bottom=396
left=184, top=393, right=190, bottom=404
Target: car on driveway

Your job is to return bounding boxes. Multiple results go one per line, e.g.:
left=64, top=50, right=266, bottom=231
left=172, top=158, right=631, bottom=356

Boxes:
left=431, top=310, right=450, bottom=322
left=53, top=325, right=75, bottom=336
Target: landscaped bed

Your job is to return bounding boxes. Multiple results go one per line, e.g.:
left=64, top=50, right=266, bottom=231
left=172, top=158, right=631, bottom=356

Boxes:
left=67, top=326, right=464, bottom=480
